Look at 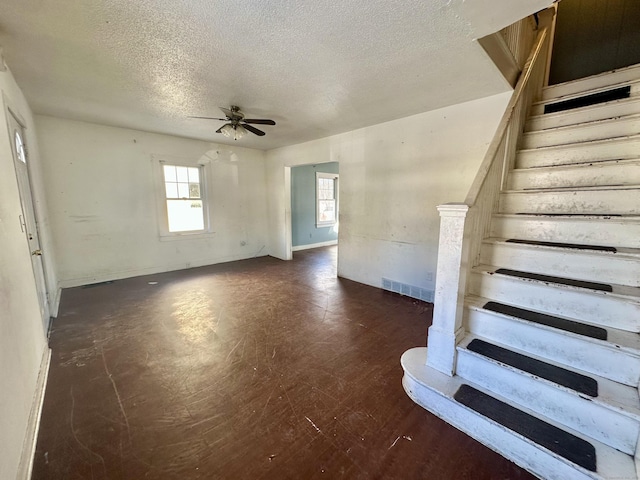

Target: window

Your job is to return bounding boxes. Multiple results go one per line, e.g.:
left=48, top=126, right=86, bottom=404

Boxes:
left=162, top=164, right=205, bottom=233
left=15, top=130, right=26, bottom=163
left=316, top=172, right=338, bottom=227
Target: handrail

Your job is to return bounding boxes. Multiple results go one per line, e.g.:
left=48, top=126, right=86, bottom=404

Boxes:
left=464, top=26, right=549, bottom=205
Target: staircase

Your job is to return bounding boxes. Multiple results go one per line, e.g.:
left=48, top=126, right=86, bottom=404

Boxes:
left=402, top=64, right=640, bottom=480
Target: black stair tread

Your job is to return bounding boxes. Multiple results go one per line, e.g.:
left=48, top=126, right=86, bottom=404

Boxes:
left=454, top=384, right=597, bottom=472
left=505, top=238, right=617, bottom=253
left=494, top=268, right=613, bottom=293
left=483, top=301, right=608, bottom=341
left=544, top=85, right=631, bottom=114
left=467, top=339, right=598, bottom=397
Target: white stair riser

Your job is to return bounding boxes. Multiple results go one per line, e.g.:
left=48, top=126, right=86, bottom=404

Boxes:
left=522, top=116, right=640, bottom=150
left=516, top=136, right=640, bottom=169
left=401, top=348, right=617, bottom=480
left=491, top=215, right=640, bottom=249
left=469, top=272, right=640, bottom=333
left=465, top=307, right=640, bottom=386
left=480, top=242, right=640, bottom=287
left=499, top=189, right=640, bottom=215
left=508, top=161, right=640, bottom=190
left=456, top=349, right=639, bottom=455
left=527, top=96, right=640, bottom=131
left=541, top=64, right=640, bottom=102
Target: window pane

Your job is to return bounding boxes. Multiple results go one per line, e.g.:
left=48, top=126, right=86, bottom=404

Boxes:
left=189, top=183, right=201, bottom=198
left=165, top=182, right=178, bottom=199
left=318, top=200, right=336, bottom=223
left=176, top=166, right=189, bottom=182
left=166, top=199, right=204, bottom=232
left=318, top=178, right=334, bottom=199
left=163, top=165, right=177, bottom=182
left=188, top=167, right=200, bottom=183
left=177, top=182, right=190, bottom=198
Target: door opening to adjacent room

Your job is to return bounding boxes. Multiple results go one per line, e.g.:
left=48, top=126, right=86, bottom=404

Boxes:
left=289, top=162, right=339, bottom=257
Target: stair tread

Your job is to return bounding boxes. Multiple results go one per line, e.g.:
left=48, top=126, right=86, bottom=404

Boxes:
left=501, top=184, right=640, bottom=193
left=493, top=213, right=640, bottom=223
left=540, top=67, right=640, bottom=103
left=512, top=157, right=640, bottom=172
left=542, top=85, right=632, bottom=115
left=527, top=97, right=640, bottom=131
left=458, top=334, right=640, bottom=419
left=402, top=347, right=638, bottom=479
left=484, top=237, right=640, bottom=258
left=524, top=110, right=640, bottom=138
left=517, top=132, right=640, bottom=154
left=454, top=383, right=596, bottom=472
left=474, top=264, right=640, bottom=299
left=464, top=337, right=598, bottom=396
left=465, top=294, right=640, bottom=353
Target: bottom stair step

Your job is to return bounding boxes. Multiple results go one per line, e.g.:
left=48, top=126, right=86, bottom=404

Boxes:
left=454, top=384, right=596, bottom=472
left=401, top=347, right=638, bottom=480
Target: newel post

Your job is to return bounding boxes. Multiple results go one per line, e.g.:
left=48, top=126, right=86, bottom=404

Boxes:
left=426, top=203, right=470, bottom=376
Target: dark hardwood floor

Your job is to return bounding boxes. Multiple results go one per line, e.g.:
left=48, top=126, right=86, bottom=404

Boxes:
left=32, top=246, right=535, bottom=479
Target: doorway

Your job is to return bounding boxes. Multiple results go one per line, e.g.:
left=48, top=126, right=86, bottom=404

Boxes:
left=290, top=162, right=339, bottom=255
left=7, top=108, right=50, bottom=326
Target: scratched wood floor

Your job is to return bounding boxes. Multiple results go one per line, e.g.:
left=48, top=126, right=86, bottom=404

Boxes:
left=32, top=246, right=535, bottom=480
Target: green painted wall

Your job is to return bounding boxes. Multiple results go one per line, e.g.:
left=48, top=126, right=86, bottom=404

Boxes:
left=291, top=162, right=339, bottom=247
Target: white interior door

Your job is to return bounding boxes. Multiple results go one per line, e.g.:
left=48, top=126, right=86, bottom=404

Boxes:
left=8, top=109, right=49, bottom=323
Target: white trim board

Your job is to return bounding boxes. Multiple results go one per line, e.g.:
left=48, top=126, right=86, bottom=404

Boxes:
left=17, top=346, right=51, bottom=480
left=291, top=240, right=338, bottom=252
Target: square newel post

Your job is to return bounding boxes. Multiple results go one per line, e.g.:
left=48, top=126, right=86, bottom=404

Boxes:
left=426, top=203, right=470, bottom=376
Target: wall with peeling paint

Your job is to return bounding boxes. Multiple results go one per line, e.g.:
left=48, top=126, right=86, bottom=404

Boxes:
left=266, top=91, right=511, bottom=294
left=35, top=116, right=270, bottom=288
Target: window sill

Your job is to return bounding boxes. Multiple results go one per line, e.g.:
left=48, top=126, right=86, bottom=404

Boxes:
left=159, top=231, right=216, bottom=242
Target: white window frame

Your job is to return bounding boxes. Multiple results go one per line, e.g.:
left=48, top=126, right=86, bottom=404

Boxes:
left=316, top=172, right=339, bottom=228
left=153, top=156, right=212, bottom=239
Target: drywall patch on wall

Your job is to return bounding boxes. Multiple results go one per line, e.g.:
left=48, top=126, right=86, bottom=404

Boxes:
left=291, top=162, right=339, bottom=247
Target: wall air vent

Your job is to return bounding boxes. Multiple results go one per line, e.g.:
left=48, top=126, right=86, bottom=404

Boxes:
left=382, top=277, right=434, bottom=303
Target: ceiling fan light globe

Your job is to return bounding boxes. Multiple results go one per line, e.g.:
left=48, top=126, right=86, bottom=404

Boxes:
left=220, top=124, right=235, bottom=138
left=235, top=125, right=248, bottom=139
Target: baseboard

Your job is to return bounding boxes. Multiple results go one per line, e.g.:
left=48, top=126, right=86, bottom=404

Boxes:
left=58, top=250, right=269, bottom=288
left=50, top=287, right=62, bottom=318
left=17, top=346, right=51, bottom=480
left=291, top=240, right=338, bottom=252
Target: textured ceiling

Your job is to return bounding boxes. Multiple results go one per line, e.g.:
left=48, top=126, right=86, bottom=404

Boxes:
left=0, top=0, right=551, bottom=150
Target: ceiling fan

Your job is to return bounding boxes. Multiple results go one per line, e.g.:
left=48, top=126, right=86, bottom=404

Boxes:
left=190, top=106, right=276, bottom=140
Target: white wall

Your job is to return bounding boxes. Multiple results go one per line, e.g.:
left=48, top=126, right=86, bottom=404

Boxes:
left=266, top=91, right=511, bottom=295
left=0, top=67, right=50, bottom=480
left=35, top=116, right=269, bottom=287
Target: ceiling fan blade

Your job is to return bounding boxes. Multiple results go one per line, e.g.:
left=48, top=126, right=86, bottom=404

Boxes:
left=243, top=124, right=266, bottom=136
left=242, top=119, right=276, bottom=125
left=189, top=116, right=227, bottom=121
left=219, top=107, right=234, bottom=118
